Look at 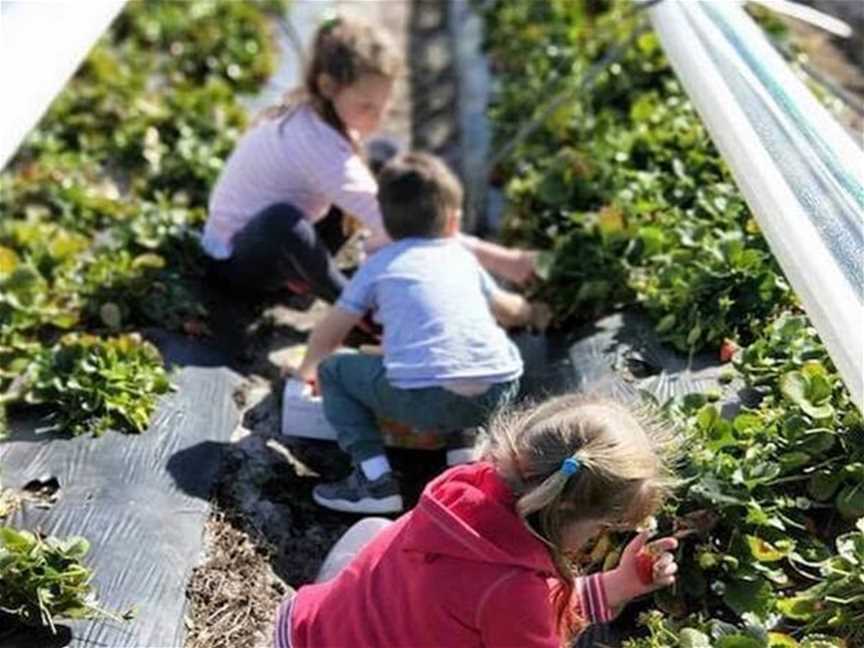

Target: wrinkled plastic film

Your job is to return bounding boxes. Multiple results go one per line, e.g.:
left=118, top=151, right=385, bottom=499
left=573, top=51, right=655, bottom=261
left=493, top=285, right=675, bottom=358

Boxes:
left=0, top=342, right=241, bottom=646
left=647, top=0, right=864, bottom=408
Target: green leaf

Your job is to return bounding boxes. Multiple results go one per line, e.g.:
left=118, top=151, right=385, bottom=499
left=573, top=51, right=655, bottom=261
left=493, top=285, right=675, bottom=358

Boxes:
left=777, top=595, right=818, bottom=621
left=733, top=413, right=763, bottom=435
left=131, top=253, right=165, bottom=269
left=0, top=246, right=20, bottom=275
left=687, top=323, right=703, bottom=346
left=808, top=470, right=844, bottom=501
left=795, top=431, right=835, bottom=456
left=781, top=371, right=807, bottom=404
left=0, top=527, right=37, bottom=551
left=638, top=226, right=666, bottom=257
left=746, top=535, right=790, bottom=562
left=63, top=537, right=91, bottom=559
left=723, top=577, right=774, bottom=617
left=779, top=451, right=811, bottom=473
left=696, top=404, right=719, bottom=432
left=679, top=628, right=712, bottom=648
left=656, top=313, right=676, bottom=334
left=537, top=172, right=570, bottom=205
left=535, top=251, right=555, bottom=282
left=716, top=636, right=764, bottom=648
left=836, top=485, right=864, bottom=520
left=799, top=638, right=845, bottom=648
left=781, top=371, right=835, bottom=419
left=767, top=633, right=799, bottom=648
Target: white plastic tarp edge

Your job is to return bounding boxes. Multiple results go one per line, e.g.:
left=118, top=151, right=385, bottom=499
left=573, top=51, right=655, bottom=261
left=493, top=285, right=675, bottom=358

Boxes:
left=0, top=0, right=127, bottom=171
left=648, top=0, right=864, bottom=408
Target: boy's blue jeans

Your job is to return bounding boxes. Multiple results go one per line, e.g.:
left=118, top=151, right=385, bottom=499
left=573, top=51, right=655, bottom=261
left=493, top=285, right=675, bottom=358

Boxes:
left=318, top=352, right=520, bottom=463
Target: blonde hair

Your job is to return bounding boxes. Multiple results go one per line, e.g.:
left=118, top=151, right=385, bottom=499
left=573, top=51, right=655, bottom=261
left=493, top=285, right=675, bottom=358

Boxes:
left=480, top=393, right=679, bottom=641
left=258, top=17, right=400, bottom=145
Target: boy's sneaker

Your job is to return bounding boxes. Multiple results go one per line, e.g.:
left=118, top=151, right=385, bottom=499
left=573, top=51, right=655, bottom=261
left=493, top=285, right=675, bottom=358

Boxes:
left=445, top=427, right=480, bottom=467
left=313, top=469, right=404, bottom=514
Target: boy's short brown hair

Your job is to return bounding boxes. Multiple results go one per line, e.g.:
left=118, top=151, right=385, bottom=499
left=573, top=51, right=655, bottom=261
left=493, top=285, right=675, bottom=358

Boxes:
left=377, top=152, right=463, bottom=239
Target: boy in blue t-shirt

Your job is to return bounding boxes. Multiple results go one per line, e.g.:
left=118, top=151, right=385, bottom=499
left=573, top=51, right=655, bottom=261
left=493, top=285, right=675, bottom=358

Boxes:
left=292, top=152, right=545, bottom=514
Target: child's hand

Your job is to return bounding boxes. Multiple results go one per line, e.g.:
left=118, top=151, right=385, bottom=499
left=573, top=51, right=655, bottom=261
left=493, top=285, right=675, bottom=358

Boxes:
left=282, top=364, right=315, bottom=383
left=507, top=249, right=539, bottom=286
left=283, top=369, right=320, bottom=396
left=603, top=531, right=678, bottom=608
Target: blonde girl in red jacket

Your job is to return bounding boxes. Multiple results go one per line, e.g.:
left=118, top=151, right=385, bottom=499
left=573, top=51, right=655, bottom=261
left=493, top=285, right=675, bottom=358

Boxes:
left=275, top=393, right=680, bottom=647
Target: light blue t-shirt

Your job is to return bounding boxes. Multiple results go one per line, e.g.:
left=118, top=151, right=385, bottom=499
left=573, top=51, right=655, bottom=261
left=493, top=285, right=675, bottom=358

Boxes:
left=337, top=237, right=524, bottom=389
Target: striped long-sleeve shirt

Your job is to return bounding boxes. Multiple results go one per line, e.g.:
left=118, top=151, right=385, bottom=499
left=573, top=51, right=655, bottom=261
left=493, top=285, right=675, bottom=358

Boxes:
left=202, top=104, right=386, bottom=260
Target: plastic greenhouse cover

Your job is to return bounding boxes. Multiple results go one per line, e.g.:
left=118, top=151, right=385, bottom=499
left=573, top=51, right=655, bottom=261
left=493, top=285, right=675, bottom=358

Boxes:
left=0, top=335, right=241, bottom=647
left=646, top=0, right=864, bottom=408
left=0, top=0, right=127, bottom=172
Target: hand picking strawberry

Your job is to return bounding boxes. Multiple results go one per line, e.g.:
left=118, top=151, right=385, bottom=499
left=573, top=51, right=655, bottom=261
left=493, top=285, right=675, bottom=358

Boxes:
left=603, top=531, right=679, bottom=609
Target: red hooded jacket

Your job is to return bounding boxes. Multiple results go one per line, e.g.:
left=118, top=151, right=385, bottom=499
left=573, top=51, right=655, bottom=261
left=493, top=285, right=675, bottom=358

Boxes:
left=281, top=462, right=612, bottom=648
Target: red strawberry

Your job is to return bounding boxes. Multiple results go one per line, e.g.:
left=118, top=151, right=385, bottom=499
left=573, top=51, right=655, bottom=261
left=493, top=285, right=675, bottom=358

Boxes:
left=306, top=378, right=320, bottom=397
left=719, top=339, right=738, bottom=363
left=635, top=548, right=655, bottom=586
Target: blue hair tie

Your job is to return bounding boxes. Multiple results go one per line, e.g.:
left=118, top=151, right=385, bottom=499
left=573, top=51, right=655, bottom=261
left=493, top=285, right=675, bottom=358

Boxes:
left=561, top=457, right=582, bottom=477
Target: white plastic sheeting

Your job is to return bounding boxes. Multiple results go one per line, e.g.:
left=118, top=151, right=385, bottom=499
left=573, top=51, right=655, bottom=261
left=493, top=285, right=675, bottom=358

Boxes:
left=647, top=0, right=864, bottom=408
left=0, top=0, right=127, bottom=171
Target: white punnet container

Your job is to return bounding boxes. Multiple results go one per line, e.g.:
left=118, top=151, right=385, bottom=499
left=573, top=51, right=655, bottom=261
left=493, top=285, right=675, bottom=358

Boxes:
left=281, top=379, right=338, bottom=441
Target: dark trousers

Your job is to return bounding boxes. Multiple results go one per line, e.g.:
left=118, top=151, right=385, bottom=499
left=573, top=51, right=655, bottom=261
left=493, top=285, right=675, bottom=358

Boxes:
left=209, top=203, right=350, bottom=304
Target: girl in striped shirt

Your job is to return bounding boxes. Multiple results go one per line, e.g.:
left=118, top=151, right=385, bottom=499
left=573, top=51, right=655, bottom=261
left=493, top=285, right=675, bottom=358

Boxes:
left=274, top=394, right=681, bottom=648
left=203, top=16, right=538, bottom=306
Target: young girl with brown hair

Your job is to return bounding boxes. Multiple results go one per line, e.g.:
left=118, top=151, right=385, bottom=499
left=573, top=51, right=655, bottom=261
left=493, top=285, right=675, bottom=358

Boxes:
left=203, top=16, right=538, bottom=306
left=274, top=394, right=680, bottom=647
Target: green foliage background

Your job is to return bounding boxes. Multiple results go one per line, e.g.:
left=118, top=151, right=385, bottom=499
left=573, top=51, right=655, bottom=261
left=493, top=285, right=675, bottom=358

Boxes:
left=0, top=0, right=285, bottom=438
left=480, top=1, right=862, bottom=645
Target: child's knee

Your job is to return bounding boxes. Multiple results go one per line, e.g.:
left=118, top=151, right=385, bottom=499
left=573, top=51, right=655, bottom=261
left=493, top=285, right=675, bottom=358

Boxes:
left=317, top=354, right=342, bottom=386
left=258, top=202, right=307, bottom=236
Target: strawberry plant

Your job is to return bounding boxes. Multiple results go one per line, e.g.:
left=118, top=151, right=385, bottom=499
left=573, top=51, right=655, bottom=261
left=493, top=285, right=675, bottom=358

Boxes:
left=481, top=0, right=860, bottom=644
left=0, top=527, right=118, bottom=632
left=108, top=0, right=282, bottom=93
left=0, top=0, right=284, bottom=437
left=24, top=333, right=172, bottom=437
left=623, top=610, right=845, bottom=647
left=777, top=518, right=864, bottom=643
left=482, top=0, right=794, bottom=351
